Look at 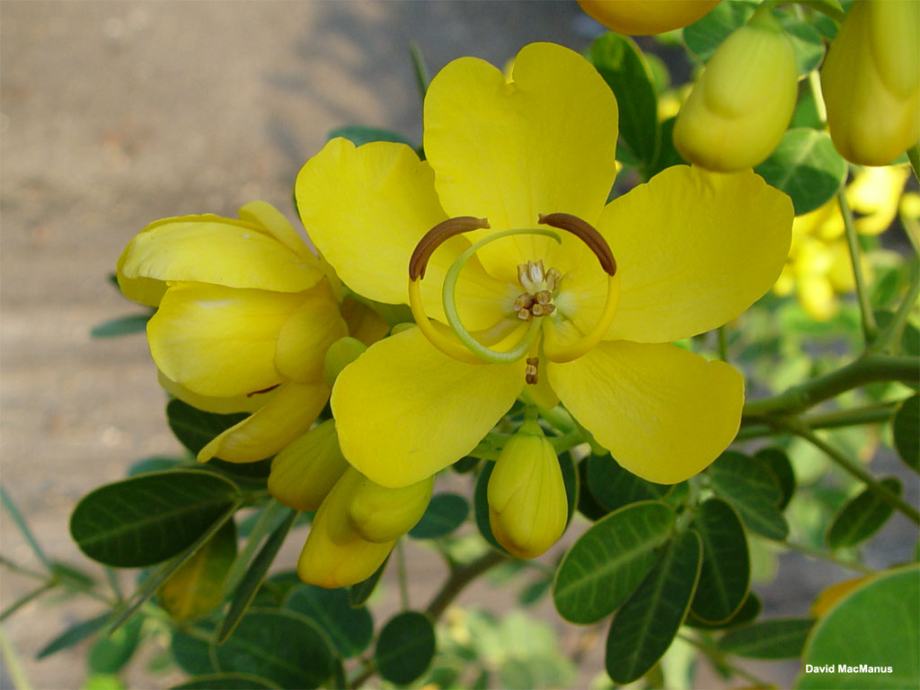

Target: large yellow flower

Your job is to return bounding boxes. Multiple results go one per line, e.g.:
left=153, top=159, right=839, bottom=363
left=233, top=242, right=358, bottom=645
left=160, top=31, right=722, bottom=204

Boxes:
left=295, top=43, right=792, bottom=488
left=117, top=201, right=382, bottom=462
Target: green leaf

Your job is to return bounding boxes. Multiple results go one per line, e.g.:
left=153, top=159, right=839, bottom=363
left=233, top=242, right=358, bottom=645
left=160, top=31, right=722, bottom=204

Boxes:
left=683, top=0, right=758, bottom=62
left=284, top=585, right=373, bottom=658
left=349, top=556, right=388, bottom=607
left=778, top=14, right=826, bottom=75
left=690, top=498, right=751, bottom=624
left=90, top=313, right=150, bottom=339
left=826, top=477, right=903, bottom=549
left=708, top=451, right=789, bottom=540
left=585, top=454, right=668, bottom=514
left=797, top=566, right=919, bottom=689
left=327, top=125, right=415, bottom=148
left=755, top=128, right=848, bottom=215
left=576, top=458, right=608, bottom=521
left=88, top=614, right=143, bottom=674
left=553, top=501, right=675, bottom=624
left=127, top=456, right=184, bottom=476
left=219, top=509, right=296, bottom=643
left=647, top=116, right=685, bottom=178
left=893, top=395, right=919, bottom=472
left=167, top=400, right=248, bottom=457
left=375, top=611, right=436, bottom=686
left=36, top=613, right=110, bottom=659
left=158, top=521, right=237, bottom=621
left=605, top=530, right=702, bottom=683
left=70, top=470, right=240, bottom=567
left=720, top=618, right=815, bottom=659
left=171, top=625, right=216, bottom=676
left=518, top=577, right=552, bottom=607
left=560, top=452, right=578, bottom=527
left=589, top=33, right=659, bottom=171
left=1, top=484, right=51, bottom=568
left=474, top=462, right=507, bottom=553
left=172, top=673, right=279, bottom=689
left=213, top=609, right=336, bottom=690
left=686, top=592, right=762, bottom=630
left=409, top=493, right=469, bottom=539
left=756, top=447, right=796, bottom=510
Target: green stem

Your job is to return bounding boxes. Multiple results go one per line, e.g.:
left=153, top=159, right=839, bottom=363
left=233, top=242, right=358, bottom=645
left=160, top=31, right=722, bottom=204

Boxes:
left=742, top=353, right=918, bottom=417
left=223, top=499, right=288, bottom=596
left=838, top=189, right=878, bottom=345
left=408, top=42, right=430, bottom=99
left=550, top=428, right=587, bottom=454
left=0, top=485, right=51, bottom=570
left=907, top=143, right=920, bottom=184
left=776, top=539, right=874, bottom=575
left=0, top=580, right=56, bottom=622
left=871, top=260, right=920, bottom=354
left=788, top=422, right=920, bottom=525
left=426, top=550, right=508, bottom=622
left=0, top=556, right=47, bottom=581
left=0, top=625, right=33, bottom=690
left=396, top=540, right=410, bottom=610
left=736, top=401, right=899, bottom=440
left=678, top=633, right=773, bottom=688
left=537, top=405, right=576, bottom=433
left=717, top=326, right=729, bottom=362
left=807, top=69, right=828, bottom=126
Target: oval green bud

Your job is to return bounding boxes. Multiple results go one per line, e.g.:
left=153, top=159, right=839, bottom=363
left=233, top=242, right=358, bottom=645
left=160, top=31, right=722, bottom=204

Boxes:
left=268, top=420, right=349, bottom=512
left=348, top=474, right=435, bottom=543
left=487, top=421, right=567, bottom=559
left=822, top=0, right=920, bottom=165
left=673, top=11, right=797, bottom=171
left=323, top=336, right=367, bottom=386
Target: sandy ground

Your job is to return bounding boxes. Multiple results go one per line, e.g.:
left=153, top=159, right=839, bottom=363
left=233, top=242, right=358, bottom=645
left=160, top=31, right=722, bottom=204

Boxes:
left=1, top=3, right=913, bottom=690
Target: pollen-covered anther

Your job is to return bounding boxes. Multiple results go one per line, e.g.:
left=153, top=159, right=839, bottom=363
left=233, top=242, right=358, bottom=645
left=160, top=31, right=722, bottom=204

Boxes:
left=525, top=357, right=539, bottom=385
left=514, top=261, right=561, bottom=321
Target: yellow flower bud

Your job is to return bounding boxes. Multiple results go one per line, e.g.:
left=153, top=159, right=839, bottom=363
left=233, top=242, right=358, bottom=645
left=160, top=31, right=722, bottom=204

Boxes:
left=296, top=468, right=394, bottom=588
left=487, top=421, right=567, bottom=559
left=822, top=0, right=920, bottom=166
left=323, top=336, right=367, bottom=386
left=268, top=420, right=348, bottom=512
left=578, top=0, right=720, bottom=35
left=348, top=474, right=434, bottom=543
left=673, top=10, right=797, bottom=171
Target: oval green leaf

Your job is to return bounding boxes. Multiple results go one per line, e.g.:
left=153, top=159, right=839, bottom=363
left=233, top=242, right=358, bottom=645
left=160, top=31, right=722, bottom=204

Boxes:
left=755, top=128, right=848, bottom=215
left=893, top=395, right=919, bottom=472
left=585, top=454, right=668, bottom=514
left=70, top=470, right=240, bottom=567
left=683, top=0, right=757, bottom=62
left=36, top=612, right=110, bottom=660
left=553, top=501, right=675, bottom=624
left=90, top=313, right=151, bottom=339
left=797, top=566, right=919, bottom=689
left=167, top=400, right=248, bottom=456
left=720, top=618, right=815, bottom=659
left=171, top=625, right=216, bottom=676
left=409, top=493, right=469, bottom=539
left=756, top=447, right=796, bottom=510
left=213, top=609, right=335, bottom=690
left=375, top=611, right=436, bottom=686
left=826, top=477, right=903, bottom=549
left=690, top=498, right=751, bottom=624
left=606, top=530, right=702, bottom=683
left=172, top=673, right=279, bottom=690
left=686, top=592, right=762, bottom=630
left=88, top=614, right=143, bottom=674
left=284, top=585, right=373, bottom=658
left=708, top=451, right=789, bottom=540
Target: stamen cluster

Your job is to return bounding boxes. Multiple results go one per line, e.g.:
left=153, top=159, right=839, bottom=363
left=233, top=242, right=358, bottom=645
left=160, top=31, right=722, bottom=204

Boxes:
left=514, top=260, right=561, bottom=320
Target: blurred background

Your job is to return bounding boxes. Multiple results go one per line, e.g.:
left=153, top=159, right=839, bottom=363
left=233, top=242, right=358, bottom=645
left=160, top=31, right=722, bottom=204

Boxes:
left=1, top=3, right=914, bottom=689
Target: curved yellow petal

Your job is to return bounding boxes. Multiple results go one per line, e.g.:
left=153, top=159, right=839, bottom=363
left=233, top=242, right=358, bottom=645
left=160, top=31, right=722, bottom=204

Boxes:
left=424, top=42, right=618, bottom=278
left=117, top=213, right=322, bottom=307
left=148, top=284, right=303, bottom=398
left=548, top=341, right=743, bottom=484
left=198, top=382, right=329, bottom=463
left=238, top=200, right=312, bottom=258
left=331, top=327, right=524, bottom=487
left=157, top=370, right=264, bottom=414
left=601, top=166, right=792, bottom=343
left=296, top=138, right=508, bottom=330
left=274, top=282, right=348, bottom=384
left=268, top=420, right=349, bottom=512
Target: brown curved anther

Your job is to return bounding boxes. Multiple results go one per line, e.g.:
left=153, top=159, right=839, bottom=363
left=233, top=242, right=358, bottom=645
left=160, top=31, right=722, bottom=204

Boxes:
left=538, top=213, right=617, bottom=276
left=409, top=216, right=491, bottom=280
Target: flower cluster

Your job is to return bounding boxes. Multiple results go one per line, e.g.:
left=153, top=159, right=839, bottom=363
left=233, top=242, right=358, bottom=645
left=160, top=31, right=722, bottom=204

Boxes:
left=118, top=43, right=792, bottom=587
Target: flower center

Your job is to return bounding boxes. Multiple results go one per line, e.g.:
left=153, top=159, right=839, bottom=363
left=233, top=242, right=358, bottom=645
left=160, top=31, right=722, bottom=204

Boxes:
left=513, top=260, right=561, bottom=321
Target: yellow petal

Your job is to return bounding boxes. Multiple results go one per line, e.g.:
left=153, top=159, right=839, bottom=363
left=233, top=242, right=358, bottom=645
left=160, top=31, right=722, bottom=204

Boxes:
left=117, top=214, right=323, bottom=305
left=198, top=382, right=329, bottom=463
left=548, top=341, right=743, bottom=484
left=340, top=297, right=390, bottom=346
left=424, top=42, right=618, bottom=278
left=274, top=282, right=348, bottom=384
left=296, top=138, right=507, bottom=330
left=238, top=200, right=312, bottom=258
left=268, top=420, right=349, bottom=512
left=157, top=369, right=264, bottom=414
left=846, top=166, right=910, bottom=236
left=601, top=166, right=792, bottom=343
left=148, top=284, right=303, bottom=398
left=331, top=327, right=524, bottom=487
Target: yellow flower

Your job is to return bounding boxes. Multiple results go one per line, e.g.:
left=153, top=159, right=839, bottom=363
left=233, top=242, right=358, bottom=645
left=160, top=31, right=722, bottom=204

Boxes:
left=488, top=420, right=567, bottom=558
left=297, top=467, right=433, bottom=588
left=577, top=0, right=720, bottom=35
left=821, top=0, right=920, bottom=166
left=268, top=420, right=349, bottom=512
left=673, top=9, right=797, bottom=171
left=295, top=43, right=792, bottom=489
left=117, top=201, right=382, bottom=462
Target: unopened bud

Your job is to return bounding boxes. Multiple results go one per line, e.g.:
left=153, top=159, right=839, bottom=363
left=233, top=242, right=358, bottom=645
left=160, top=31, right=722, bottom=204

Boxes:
left=487, top=420, right=567, bottom=559
left=821, top=0, right=920, bottom=166
left=578, top=0, right=720, bottom=35
left=348, top=475, right=434, bottom=543
left=268, top=420, right=348, bottom=512
left=323, top=336, right=366, bottom=386
left=673, top=10, right=797, bottom=171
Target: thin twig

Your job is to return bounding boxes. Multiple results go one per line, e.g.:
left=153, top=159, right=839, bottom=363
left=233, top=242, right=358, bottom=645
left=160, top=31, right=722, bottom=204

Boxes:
left=838, top=189, right=878, bottom=345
